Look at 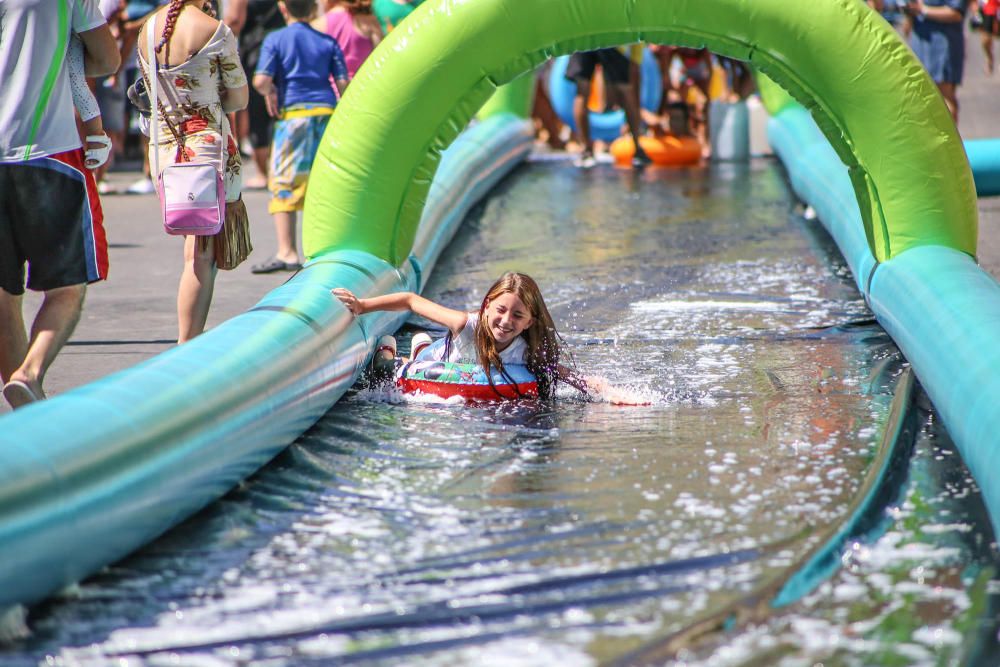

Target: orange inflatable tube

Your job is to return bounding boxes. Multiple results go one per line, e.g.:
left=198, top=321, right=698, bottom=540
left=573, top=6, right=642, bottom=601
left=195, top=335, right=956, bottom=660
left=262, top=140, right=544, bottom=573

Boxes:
left=610, top=135, right=703, bottom=167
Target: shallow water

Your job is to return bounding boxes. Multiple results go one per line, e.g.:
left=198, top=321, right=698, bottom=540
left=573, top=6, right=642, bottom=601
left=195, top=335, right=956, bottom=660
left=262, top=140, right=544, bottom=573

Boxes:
left=3, top=158, right=997, bottom=666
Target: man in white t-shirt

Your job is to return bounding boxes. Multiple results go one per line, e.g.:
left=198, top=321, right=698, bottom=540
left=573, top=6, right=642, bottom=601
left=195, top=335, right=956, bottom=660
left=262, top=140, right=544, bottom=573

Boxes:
left=0, top=0, right=119, bottom=409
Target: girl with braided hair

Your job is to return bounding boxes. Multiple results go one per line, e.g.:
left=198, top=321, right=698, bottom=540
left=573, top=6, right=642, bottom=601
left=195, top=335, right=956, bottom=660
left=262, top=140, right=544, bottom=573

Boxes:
left=139, top=0, right=250, bottom=343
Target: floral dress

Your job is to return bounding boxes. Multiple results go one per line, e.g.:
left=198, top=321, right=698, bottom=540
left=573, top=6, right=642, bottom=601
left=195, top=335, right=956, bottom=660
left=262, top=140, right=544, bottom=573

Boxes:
left=139, top=21, right=247, bottom=202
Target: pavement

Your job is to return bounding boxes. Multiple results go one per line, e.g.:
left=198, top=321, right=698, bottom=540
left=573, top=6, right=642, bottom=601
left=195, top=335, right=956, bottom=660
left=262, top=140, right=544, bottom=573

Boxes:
left=4, top=32, right=1000, bottom=414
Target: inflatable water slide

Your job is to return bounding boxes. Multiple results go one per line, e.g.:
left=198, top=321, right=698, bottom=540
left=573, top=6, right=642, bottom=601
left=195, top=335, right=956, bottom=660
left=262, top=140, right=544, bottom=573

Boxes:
left=1, top=0, right=999, bottom=620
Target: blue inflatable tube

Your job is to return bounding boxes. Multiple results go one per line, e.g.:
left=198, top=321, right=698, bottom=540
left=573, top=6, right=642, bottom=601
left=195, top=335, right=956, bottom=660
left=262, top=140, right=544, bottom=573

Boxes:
left=548, top=51, right=662, bottom=143
left=0, top=113, right=532, bottom=611
left=768, top=106, right=1000, bottom=540
left=965, top=138, right=1000, bottom=196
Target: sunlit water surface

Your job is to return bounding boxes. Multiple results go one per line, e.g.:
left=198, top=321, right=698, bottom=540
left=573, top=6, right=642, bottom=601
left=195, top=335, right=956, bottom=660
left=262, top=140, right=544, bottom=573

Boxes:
left=3, top=159, right=997, bottom=666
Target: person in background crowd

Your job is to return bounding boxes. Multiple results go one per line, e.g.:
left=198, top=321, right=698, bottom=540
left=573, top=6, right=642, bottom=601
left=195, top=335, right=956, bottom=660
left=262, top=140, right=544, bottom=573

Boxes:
left=905, top=0, right=968, bottom=122
left=90, top=0, right=129, bottom=194
left=250, top=0, right=348, bottom=274
left=313, top=0, right=383, bottom=80
left=139, top=0, right=250, bottom=342
left=970, top=0, right=998, bottom=74
left=565, top=48, right=651, bottom=169
left=655, top=46, right=714, bottom=158
left=0, top=0, right=120, bottom=408
left=224, top=0, right=286, bottom=189
left=119, top=0, right=170, bottom=194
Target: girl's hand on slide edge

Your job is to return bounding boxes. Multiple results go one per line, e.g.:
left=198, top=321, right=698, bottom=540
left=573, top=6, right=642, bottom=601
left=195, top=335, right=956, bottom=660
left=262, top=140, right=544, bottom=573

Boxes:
left=332, top=288, right=364, bottom=316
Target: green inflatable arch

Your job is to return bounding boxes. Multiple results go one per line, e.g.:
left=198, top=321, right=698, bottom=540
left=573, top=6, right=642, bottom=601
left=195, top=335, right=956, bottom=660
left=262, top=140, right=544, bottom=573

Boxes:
left=304, top=0, right=976, bottom=266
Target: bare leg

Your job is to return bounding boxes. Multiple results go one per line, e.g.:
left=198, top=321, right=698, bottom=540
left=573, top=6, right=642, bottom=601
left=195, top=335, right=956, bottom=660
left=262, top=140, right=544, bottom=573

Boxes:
left=2, top=284, right=85, bottom=405
left=938, top=82, right=959, bottom=124
left=572, top=79, right=594, bottom=159
left=695, top=81, right=712, bottom=157
left=0, top=290, right=28, bottom=385
left=273, top=210, right=301, bottom=265
left=532, top=76, right=566, bottom=149
left=616, top=82, right=650, bottom=165
left=982, top=30, right=995, bottom=74
left=252, top=147, right=270, bottom=186
left=177, top=235, right=217, bottom=344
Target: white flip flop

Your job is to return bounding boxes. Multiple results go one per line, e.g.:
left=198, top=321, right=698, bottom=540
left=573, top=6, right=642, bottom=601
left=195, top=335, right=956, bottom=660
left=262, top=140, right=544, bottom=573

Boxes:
left=85, top=134, right=113, bottom=170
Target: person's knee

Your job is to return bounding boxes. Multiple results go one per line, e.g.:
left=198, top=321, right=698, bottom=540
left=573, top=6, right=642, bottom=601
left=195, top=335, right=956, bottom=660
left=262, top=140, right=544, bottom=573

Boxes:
left=184, top=239, right=217, bottom=274
left=191, top=251, right=216, bottom=276
left=45, top=284, right=86, bottom=309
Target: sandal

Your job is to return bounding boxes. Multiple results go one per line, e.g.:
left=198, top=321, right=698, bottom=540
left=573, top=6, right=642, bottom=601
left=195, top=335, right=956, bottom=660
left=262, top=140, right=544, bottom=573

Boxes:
left=3, top=379, right=43, bottom=409
left=85, top=134, right=112, bottom=170
left=250, top=256, right=302, bottom=274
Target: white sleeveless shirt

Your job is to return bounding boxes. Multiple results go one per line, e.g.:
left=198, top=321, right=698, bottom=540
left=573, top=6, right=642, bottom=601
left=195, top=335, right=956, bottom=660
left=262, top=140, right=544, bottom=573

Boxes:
left=420, top=314, right=528, bottom=365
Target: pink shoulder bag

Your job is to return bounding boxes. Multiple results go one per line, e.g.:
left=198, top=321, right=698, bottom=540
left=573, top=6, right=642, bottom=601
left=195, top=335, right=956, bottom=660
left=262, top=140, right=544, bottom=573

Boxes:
left=146, top=21, right=224, bottom=236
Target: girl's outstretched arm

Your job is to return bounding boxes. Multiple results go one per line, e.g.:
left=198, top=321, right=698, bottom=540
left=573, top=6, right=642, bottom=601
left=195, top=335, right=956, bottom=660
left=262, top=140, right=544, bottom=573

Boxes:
left=332, top=289, right=469, bottom=336
left=557, top=364, right=591, bottom=396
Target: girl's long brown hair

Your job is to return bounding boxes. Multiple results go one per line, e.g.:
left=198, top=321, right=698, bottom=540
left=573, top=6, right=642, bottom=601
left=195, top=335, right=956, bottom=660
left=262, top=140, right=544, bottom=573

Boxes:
left=474, top=272, right=562, bottom=399
left=340, top=0, right=374, bottom=15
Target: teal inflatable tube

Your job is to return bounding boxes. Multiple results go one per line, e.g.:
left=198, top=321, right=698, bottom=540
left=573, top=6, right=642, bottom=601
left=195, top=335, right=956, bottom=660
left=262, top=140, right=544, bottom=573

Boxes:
left=868, top=248, right=1000, bottom=526
left=0, top=114, right=532, bottom=611
left=767, top=105, right=876, bottom=294
left=965, top=138, right=1000, bottom=196
left=768, top=105, right=1000, bottom=540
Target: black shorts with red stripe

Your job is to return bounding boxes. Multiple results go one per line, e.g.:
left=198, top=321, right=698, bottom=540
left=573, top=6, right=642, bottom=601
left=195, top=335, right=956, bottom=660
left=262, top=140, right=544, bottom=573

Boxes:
left=0, top=148, right=108, bottom=295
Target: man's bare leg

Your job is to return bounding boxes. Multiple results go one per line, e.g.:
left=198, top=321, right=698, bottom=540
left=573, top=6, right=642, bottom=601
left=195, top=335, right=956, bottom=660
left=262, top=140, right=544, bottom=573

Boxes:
left=2, top=284, right=86, bottom=406
left=0, top=290, right=28, bottom=386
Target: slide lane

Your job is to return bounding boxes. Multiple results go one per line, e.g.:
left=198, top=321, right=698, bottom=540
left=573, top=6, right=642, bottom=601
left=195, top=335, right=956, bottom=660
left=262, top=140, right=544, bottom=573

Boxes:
left=768, top=104, right=1000, bottom=540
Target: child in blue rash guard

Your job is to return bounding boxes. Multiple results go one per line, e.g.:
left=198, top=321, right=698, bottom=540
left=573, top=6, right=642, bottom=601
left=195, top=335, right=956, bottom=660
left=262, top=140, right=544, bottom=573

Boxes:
left=250, top=0, right=349, bottom=274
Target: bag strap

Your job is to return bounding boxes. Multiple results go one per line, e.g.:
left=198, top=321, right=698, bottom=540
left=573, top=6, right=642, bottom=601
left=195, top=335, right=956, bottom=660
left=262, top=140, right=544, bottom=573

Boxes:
left=144, top=18, right=228, bottom=171
left=145, top=19, right=190, bottom=166
left=147, top=20, right=161, bottom=177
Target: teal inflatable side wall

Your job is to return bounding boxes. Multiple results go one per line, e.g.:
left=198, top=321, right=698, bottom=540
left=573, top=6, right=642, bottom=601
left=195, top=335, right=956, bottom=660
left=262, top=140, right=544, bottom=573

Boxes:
left=0, top=115, right=532, bottom=611
left=966, top=138, right=1000, bottom=196
left=768, top=106, right=1000, bottom=542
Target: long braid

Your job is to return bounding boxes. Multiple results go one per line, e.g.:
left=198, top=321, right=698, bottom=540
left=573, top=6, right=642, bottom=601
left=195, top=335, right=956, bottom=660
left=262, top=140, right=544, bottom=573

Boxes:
left=156, top=0, right=185, bottom=66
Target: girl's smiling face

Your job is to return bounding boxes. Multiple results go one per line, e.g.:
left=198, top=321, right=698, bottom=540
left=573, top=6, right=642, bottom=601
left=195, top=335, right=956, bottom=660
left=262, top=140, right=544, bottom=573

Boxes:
left=484, top=292, right=533, bottom=349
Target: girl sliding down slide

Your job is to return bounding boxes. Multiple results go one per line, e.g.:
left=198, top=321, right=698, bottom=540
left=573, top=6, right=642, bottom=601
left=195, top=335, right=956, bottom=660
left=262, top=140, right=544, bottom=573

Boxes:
left=333, top=271, right=646, bottom=402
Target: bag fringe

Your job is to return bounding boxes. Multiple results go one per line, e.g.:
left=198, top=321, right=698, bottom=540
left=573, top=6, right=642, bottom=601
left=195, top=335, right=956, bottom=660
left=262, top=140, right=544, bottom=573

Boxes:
left=214, top=197, right=253, bottom=270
